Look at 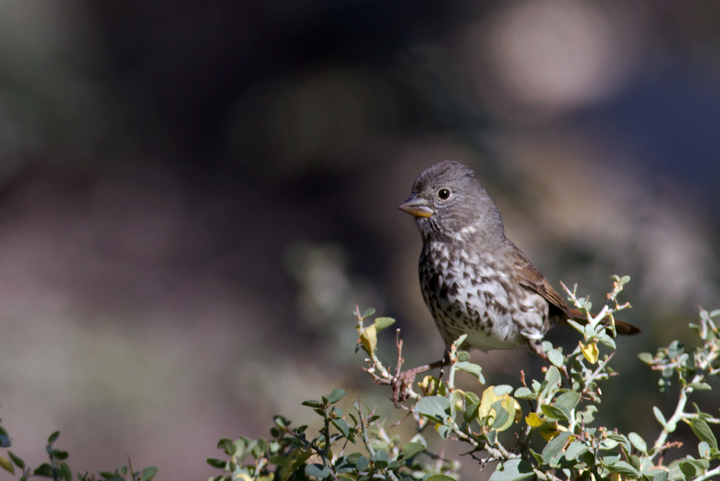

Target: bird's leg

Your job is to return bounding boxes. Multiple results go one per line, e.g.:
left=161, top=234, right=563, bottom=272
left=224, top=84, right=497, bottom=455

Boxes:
left=434, top=350, right=453, bottom=395
left=528, top=340, right=570, bottom=380
left=393, top=353, right=451, bottom=407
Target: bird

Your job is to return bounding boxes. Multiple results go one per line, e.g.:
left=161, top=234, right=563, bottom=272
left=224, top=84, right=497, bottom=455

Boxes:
left=394, top=160, right=640, bottom=402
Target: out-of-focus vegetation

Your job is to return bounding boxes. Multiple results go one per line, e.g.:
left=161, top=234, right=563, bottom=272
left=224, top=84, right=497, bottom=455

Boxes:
left=0, top=1, right=719, bottom=478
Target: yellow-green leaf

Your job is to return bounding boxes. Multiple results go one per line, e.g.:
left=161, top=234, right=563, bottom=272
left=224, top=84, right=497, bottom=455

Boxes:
left=580, top=341, right=599, bottom=364
left=493, top=398, right=517, bottom=432
left=0, top=456, right=14, bottom=474
left=359, top=325, right=377, bottom=356
left=479, top=385, right=501, bottom=419
left=526, top=412, right=543, bottom=427
left=479, top=386, right=520, bottom=429
left=374, top=317, right=395, bottom=331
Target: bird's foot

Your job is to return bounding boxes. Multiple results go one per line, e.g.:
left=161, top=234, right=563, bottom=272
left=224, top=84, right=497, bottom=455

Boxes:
left=392, top=368, right=420, bottom=407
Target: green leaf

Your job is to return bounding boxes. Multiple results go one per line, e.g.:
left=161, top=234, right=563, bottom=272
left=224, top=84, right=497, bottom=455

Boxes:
left=60, top=462, right=72, bottom=481
left=54, top=450, right=69, bottom=460
left=597, top=333, right=616, bottom=349
left=426, top=476, right=456, bottom=481
left=457, top=351, right=470, bottom=362
left=540, top=404, right=569, bottom=421
left=302, top=400, right=322, bottom=408
left=452, top=334, right=468, bottom=348
left=564, top=441, right=588, bottom=460
left=541, top=431, right=572, bottom=463
left=685, top=458, right=709, bottom=471
left=332, top=418, right=350, bottom=438
left=0, top=456, right=14, bottom=474
left=514, top=387, right=536, bottom=399
left=541, top=367, right=560, bottom=398
left=206, top=458, right=227, bottom=469
left=463, top=391, right=480, bottom=405
left=607, top=433, right=631, bottom=452
left=555, top=390, right=581, bottom=413
left=578, top=405, right=597, bottom=424
left=218, top=438, right=236, bottom=456
left=374, top=317, right=395, bottom=331
left=566, top=319, right=585, bottom=333
left=456, top=361, right=485, bottom=383
left=274, top=415, right=290, bottom=428
left=487, top=459, right=534, bottom=481
left=373, top=450, right=389, bottom=469
left=48, top=431, right=60, bottom=444
left=698, top=441, right=711, bottom=458
left=691, top=418, right=718, bottom=449
left=653, top=407, right=667, bottom=427
left=34, top=463, right=54, bottom=476
left=606, top=461, right=640, bottom=479
left=305, top=463, right=330, bottom=479
left=326, top=388, right=346, bottom=404
left=401, top=442, right=425, bottom=459
left=599, top=438, right=619, bottom=450
left=7, top=451, right=24, bottom=469
left=463, top=402, right=480, bottom=423
left=361, top=308, right=375, bottom=319
left=493, top=385, right=513, bottom=396
left=547, top=349, right=564, bottom=367
left=628, top=432, right=647, bottom=453
left=356, top=455, right=369, bottom=472
left=688, top=382, right=712, bottom=390
left=415, top=396, right=450, bottom=422
left=141, top=466, right=158, bottom=481
left=678, top=460, right=697, bottom=478
left=490, top=401, right=510, bottom=431
left=652, top=471, right=669, bottom=481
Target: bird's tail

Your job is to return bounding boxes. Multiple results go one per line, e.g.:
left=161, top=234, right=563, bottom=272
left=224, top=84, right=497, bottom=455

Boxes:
left=567, top=308, right=641, bottom=335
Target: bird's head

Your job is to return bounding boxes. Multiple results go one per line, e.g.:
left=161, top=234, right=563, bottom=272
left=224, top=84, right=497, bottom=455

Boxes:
left=399, top=160, right=505, bottom=242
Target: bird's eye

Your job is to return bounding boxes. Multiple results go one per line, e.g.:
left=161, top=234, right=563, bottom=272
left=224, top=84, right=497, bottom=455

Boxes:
left=437, top=188, right=452, bottom=200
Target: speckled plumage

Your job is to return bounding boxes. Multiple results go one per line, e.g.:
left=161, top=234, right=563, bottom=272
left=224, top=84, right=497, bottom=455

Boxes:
left=399, top=160, right=639, bottom=357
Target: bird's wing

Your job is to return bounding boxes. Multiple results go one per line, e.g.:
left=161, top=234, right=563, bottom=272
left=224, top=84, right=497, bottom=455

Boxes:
left=513, top=256, right=568, bottom=314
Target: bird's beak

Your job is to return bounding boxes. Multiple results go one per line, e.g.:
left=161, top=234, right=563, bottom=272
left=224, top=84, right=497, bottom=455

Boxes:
left=399, top=194, right=434, bottom=218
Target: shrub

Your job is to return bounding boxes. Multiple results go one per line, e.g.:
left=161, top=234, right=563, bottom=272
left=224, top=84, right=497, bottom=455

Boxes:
left=207, top=276, right=720, bottom=481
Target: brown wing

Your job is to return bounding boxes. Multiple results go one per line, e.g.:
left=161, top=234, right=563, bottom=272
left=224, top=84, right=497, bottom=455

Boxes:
left=512, top=246, right=642, bottom=335
left=512, top=251, right=569, bottom=315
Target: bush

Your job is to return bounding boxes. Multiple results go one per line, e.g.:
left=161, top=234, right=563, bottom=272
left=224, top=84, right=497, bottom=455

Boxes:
left=206, top=276, right=720, bottom=481
left=0, top=430, right=157, bottom=481
left=2, top=276, right=718, bottom=480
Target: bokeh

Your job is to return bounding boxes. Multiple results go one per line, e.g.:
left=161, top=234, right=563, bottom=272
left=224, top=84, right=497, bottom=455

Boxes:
left=0, top=1, right=718, bottom=479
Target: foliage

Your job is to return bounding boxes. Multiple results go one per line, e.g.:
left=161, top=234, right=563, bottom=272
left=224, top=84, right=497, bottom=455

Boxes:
left=2, top=275, right=718, bottom=480
left=209, top=276, right=720, bottom=481
left=0, top=429, right=157, bottom=481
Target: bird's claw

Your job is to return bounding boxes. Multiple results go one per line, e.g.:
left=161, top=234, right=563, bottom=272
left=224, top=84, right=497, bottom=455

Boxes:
left=392, top=369, right=418, bottom=407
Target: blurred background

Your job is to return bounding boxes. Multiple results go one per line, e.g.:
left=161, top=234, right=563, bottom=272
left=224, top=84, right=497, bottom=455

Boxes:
left=0, top=1, right=718, bottom=478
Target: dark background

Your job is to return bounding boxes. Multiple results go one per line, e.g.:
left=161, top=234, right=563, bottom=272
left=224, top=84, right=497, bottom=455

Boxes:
left=0, top=1, right=718, bottom=478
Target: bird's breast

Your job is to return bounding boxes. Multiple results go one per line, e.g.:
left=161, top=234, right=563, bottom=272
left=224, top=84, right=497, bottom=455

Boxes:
left=418, top=241, right=523, bottom=349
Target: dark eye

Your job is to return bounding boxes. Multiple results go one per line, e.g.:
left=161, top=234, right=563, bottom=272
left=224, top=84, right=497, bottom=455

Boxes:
left=437, top=188, right=452, bottom=200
